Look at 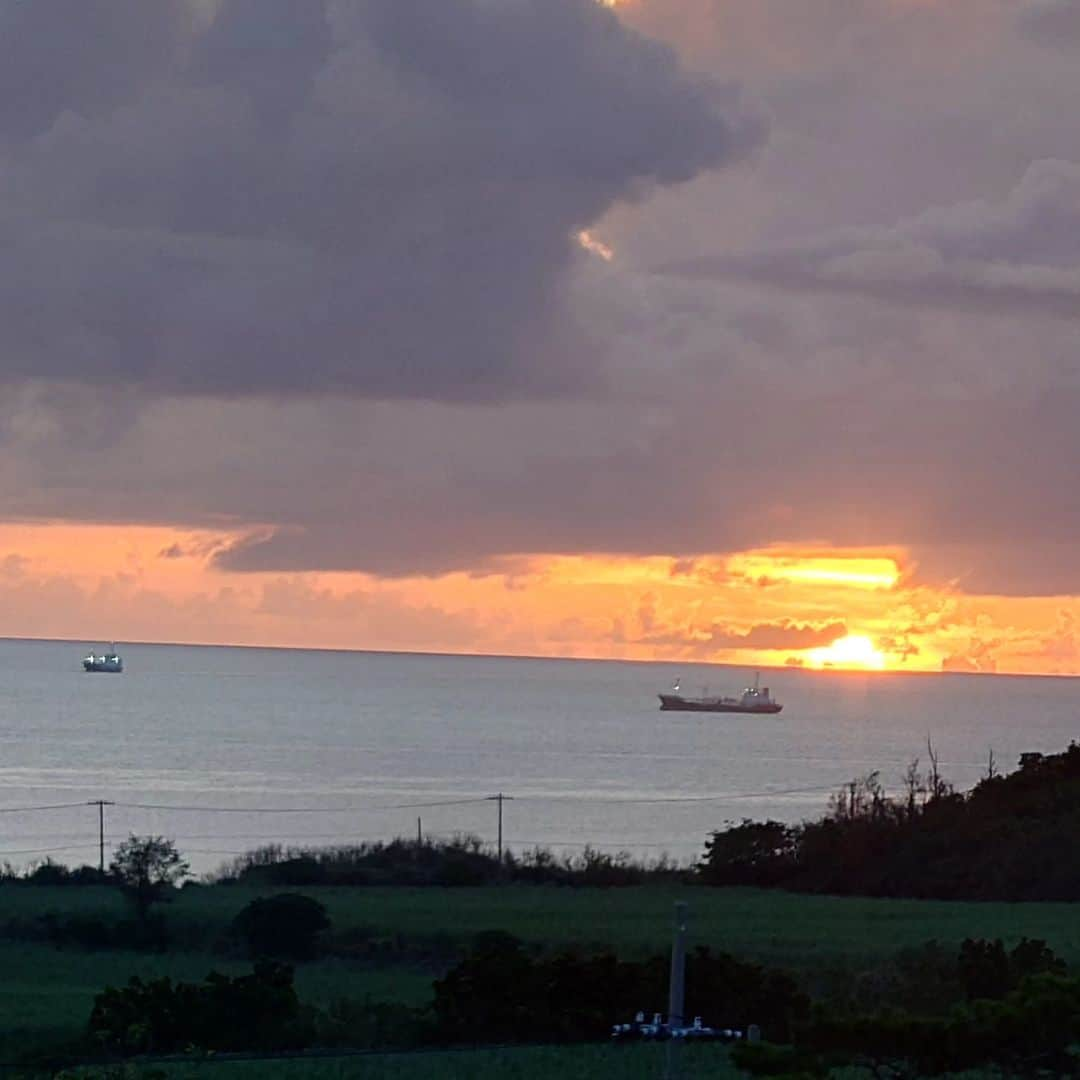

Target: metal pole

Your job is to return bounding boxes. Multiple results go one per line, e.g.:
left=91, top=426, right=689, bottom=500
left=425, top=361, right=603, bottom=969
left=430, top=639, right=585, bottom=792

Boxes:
left=417, top=816, right=422, bottom=845
left=664, top=901, right=688, bottom=1080
left=487, top=793, right=513, bottom=866
left=668, top=901, right=688, bottom=1028
left=88, top=800, right=114, bottom=873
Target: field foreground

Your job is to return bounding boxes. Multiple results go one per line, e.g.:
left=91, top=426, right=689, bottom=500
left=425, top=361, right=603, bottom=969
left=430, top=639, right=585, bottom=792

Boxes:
left=1, top=882, right=1078, bottom=1069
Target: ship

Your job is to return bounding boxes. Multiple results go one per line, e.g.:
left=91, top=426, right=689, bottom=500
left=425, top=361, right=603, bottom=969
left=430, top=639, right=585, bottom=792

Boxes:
left=658, top=673, right=781, bottom=714
left=83, top=644, right=123, bottom=673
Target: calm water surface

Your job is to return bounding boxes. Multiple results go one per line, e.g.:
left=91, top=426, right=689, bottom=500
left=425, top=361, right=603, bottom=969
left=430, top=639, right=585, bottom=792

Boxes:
left=0, top=639, right=1076, bottom=873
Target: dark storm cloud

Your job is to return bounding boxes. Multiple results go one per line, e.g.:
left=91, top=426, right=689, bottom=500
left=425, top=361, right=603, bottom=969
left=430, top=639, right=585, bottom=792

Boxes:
left=0, top=0, right=760, bottom=401
left=0, top=0, right=194, bottom=140
left=6, top=0, right=1080, bottom=608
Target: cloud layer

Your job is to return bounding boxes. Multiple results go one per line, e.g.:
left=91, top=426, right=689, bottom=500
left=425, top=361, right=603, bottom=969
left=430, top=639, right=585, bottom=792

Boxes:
left=2, top=0, right=1080, bottom=624
left=662, top=159, right=1080, bottom=319
left=0, top=0, right=758, bottom=401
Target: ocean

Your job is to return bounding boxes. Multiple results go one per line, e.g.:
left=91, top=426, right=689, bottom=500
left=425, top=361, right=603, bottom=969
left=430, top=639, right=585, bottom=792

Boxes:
left=0, top=638, right=1076, bottom=875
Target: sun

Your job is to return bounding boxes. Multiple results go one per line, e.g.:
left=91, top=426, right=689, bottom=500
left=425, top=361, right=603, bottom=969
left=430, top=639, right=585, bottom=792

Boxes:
left=805, top=634, right=887, bottom=671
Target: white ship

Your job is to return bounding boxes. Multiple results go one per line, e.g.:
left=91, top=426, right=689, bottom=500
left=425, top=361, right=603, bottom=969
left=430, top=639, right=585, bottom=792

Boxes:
left=83, top=644, right=123, bottom=673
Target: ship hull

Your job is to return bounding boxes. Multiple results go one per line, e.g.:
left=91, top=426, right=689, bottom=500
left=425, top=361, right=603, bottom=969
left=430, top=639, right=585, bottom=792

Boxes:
left=83, top=660, right=123, bottom=673
left=658, top=694, right=782, bottom=714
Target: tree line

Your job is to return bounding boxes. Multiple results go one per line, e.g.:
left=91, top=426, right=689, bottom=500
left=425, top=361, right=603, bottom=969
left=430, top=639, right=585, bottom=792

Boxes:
left=15, top=741, right=1080, bottom=901
left=700, top=741, right=1080, bottom=899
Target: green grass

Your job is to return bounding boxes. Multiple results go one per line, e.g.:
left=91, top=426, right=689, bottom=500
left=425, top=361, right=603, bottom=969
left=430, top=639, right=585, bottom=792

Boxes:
left=14, top=882, right=1079, bottom=970
left=3, top=882, right=1080, bottom=1067
left=175, top=883, right=1080, bottom=968
left=62, top=1043, right=742, bottom=1079
left=0, top=938, right=430, bottom=1061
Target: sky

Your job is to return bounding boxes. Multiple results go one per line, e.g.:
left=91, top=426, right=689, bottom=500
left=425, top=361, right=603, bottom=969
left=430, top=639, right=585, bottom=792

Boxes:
left=1, top=0, right=1079, bottom=675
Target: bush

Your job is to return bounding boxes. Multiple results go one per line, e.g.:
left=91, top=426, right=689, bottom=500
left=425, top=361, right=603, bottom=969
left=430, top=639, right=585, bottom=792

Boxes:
left=433, top=933, right=808, bottom=1044
left=88, top=961, right=308, bottom=1055
left=211, top=835, right=687, bottom=888
left=231, top=893, right=331, bottom=960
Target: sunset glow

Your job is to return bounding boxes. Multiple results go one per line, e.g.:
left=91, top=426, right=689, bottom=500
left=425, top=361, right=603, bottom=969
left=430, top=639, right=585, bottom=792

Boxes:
left=576, top=229, right=614, bottom=261
left=0, top=522, right=1076, bottom=677
left=806, top=634, right=887, bottom=671
left=0, top=1, right=1077, bottom=682
left=727, top=551, right=902, bottom=590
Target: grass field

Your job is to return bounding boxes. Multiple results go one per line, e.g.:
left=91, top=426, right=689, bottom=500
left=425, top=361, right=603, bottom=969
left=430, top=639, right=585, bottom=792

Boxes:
left=171, top=881, right=1080, bottom=973
left=2, top=881, right=1078, bottom=1070
left=60, top=1043, right=743, bottom=1079
left=8, top=883, right=1080, bottom=967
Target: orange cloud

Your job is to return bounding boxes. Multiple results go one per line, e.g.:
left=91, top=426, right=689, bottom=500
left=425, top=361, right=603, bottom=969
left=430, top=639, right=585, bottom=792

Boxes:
left=0, top=523, right=1076, bottom=675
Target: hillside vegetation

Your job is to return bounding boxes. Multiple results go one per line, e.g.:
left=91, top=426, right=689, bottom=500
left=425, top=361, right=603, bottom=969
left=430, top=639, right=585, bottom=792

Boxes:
left=700, top=742, right=1080, bottom=900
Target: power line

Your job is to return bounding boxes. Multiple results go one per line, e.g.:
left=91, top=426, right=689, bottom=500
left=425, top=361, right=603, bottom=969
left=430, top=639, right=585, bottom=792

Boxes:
left=0, top=786, right=842, bottom=817
left=486, top=837, right=687, bottom=851
left=0, top=843, right=99, bottom=857
left=113, top=796, right=492, bottom=813
left=514, top=781, right=843, bottom=805
left=0, top=802, right=91, bottom=814
left=115, top=782, right=844, bottom=814
left=0, top=783, right=848, bottom=867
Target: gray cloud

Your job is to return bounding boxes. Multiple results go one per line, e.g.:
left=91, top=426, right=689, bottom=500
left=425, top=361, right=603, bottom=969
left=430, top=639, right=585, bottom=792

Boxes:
left=0, top=0, right=760, bottom=402
left=4, top=1, right=1080, bottom=606
left=4, top=288, right=1079, bottom=598
left=658, top=159, right=1080, bottom=318
left=1018, top=0, right=1080, bottom=46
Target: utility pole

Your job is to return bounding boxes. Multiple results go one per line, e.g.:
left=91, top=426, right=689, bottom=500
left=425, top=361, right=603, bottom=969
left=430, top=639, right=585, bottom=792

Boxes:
left=417, top=816, right=422, bottom=846
left=87, top=800, right=114, bottom=874
left=664, top=901, right=688, bottom=1080
left=486, top=793, right=513, bottom=866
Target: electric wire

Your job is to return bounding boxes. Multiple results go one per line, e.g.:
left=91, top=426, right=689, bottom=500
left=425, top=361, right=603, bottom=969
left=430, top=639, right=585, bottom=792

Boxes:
left=0, top=783, right=852, bottom=863
left=515, top=781, right=843, bottom=805
left=0, top=784, right=845, bottom=818
left=0, top=843, right=99, bottom=857
left=113, top=795, right=493, bottom=813
left=0, top=802, right=95, bottom=814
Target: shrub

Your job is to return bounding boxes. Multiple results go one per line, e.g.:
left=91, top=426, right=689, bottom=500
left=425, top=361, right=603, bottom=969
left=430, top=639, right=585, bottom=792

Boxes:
left=88, top=961, right=307, bottom=1055
left=231, top=893, right=331, bottom=960
left=433, top=933, right=808, bottom=1044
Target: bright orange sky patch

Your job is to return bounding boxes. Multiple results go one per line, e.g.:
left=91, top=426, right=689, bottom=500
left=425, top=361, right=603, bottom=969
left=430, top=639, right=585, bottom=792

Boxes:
left=726, top=550, right=902, bottom=590
left=0, top=523, right=1076, bottom=675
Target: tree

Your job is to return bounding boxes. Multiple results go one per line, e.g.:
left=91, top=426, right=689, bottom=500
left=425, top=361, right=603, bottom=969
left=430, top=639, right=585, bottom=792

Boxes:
left=232, top=893, right=330, bottom=960
left=698, top=820, right=796, bottom=886
left=88, top=962, right=303, bottom=1054
left=110, top=835, right=189, bottom=923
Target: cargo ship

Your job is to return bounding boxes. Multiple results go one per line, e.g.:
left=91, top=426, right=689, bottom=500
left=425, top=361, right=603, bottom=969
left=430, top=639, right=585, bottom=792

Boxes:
left=658, top=673, right=781, bottom=714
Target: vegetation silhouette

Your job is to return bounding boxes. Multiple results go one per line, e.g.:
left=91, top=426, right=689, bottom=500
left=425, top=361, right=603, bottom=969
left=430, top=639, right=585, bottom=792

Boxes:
left=110, top=835, right=190, bottom=922
left=432, top=931, right=808, bottom=1044
left=212, top=834, right=684, bottom=888
left=735, top=938, right=1078, bottom=1077
left=231, top=892, right=331, bottom=960
left=88, top=961, right=307, bottom=1055
left=699, top=742, right=1080, bottom=899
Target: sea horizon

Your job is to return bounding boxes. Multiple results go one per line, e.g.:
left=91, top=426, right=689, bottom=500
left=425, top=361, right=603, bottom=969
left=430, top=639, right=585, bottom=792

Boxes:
left=12, top=634, right=1079, bottom=681
left=1, top=638, right=1077, bottom=874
